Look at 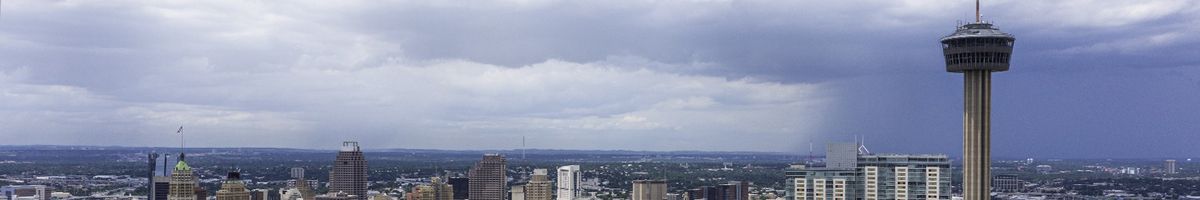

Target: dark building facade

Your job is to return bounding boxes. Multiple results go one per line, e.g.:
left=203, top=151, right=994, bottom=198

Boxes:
left=154, top=177, right=171, bottom=200
left=469, top=154, right=507, bottom=200
left=449, top=177, right=470, bottom=200
left=329, top=141, right=368, bottom=200
left=685, top=182, right=747, bottom=200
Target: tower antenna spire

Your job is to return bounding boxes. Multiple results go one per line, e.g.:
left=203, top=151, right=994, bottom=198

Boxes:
left=177, top=126, right=184, bottom=154
left=976, top=0, right=981, bottom=22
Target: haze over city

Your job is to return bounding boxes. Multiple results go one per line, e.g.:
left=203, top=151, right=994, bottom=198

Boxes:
left=1, top=0, right=1198, bottom=159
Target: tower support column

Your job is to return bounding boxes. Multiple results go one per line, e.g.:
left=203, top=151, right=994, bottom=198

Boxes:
left=963, top=70, right=991, bottom=200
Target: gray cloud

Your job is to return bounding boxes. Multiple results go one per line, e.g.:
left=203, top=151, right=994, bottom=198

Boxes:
left=0, top=0, right=1198, bottom=156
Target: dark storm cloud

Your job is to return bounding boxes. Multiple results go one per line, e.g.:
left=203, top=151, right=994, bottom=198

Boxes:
left=0, top=0, right=1198, bottom=157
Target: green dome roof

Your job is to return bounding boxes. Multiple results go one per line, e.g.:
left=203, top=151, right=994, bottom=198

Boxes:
left=175, top=160, right=192, bottom=171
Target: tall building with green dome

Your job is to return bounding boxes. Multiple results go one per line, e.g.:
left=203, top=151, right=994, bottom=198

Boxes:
left=169, top=154, right=197, bottom=200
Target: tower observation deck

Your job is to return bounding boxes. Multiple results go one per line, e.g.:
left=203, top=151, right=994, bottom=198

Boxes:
left=939, top=1, right=1015, bottom=200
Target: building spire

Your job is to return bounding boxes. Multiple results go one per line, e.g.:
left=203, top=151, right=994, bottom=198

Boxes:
left=976, top=0, right=981, bottom=22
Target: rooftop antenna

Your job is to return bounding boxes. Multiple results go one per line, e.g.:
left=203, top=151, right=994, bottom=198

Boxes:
left=176, top=126, right=185, bottom=160
left=522, top=135, right=527, bottom=160
left=975, top=0, right=981, bottom=23
left=807, top=142, right=813, bottom=164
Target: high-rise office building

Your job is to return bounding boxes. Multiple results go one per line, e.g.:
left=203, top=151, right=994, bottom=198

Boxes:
left=169, top=154, right=197, bottom=200
left=631, top=180, right=667, bottom=200
left=329, top=141, right=368, bottom=200
left=939, top=1, right=1016, bottom=199
left=1166, top=160, right=1178, bottom=174
left=686, top=186, right=718, bottom=200
left=684, top=181, right=745, bottom=200
left=449, top=177, right=470, bottom=200
left=469, top=154, right=507, bottom=200
left=785, top=143, right=951, bottom=200
left=149, top=153, right=160, bottom=200
left=1, top=185, right=49, bottom=200
left=217, top=172, right=251, bottom=200
left=154, top=176, right=172, bottom=200
left=524, top=169, right=553, bottom=200
left=556, top=165, right=580, bottom=200
left=716, top=181, right=748, bottom=200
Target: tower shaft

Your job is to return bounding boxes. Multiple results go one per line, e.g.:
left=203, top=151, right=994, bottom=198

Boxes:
left=962, top=70, right=991, bottom=200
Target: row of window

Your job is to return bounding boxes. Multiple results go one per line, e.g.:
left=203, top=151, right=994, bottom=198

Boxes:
left=946, top=52, right=1011, bottom=65
left=942, top=37, right=1013, bottom=48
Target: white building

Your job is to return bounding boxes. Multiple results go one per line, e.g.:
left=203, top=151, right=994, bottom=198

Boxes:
left=556, top=165, right=581, bottom=200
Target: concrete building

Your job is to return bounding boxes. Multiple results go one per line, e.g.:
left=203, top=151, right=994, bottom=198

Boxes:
left=632, top=180, right=667, bottom=200
left=939, top=1, right=1016, bottom=199
left=449, top=177, right=469, bottom=200
left=217, top=172, right=251, bottom=200
left=169, top=155, right=197, bottom=200
left=469, top=154, right=508, bottom=200
left=1, top=185, right=49, bottom=200
left=825, top=144, right=858, bottom=169
left=556, top=165, right=581, bottom=200
left=408, top=177, right=454, bottom=200
left=525, top=169, right=553, bottom=200
left=785, top=143, right=951, bottom=200
left=684, top=181, right=746, bottom=200
left=329, top=141, right=368, bottom=200
left=991, top=174, right=1021, bottom=193
left=1166, top=160, right=1178, bottom=174
left=509, top=186, right=525, bottom=200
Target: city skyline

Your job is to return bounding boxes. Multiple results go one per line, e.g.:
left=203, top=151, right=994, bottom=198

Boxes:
left=1, top=1, right=1199, bottom=159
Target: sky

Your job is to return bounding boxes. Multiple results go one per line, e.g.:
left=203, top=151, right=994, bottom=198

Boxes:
left=1, top=0, right=1198, bottom=158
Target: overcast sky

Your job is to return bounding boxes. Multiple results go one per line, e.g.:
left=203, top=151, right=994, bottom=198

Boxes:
left=1, top=0, right=1198, bottom=158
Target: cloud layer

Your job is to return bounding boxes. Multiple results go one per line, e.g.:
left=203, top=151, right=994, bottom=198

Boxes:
left=1, top=0, right=1198, bottom=156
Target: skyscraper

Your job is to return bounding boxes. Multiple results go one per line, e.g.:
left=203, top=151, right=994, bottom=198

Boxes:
left=555, top=165, right=580, bottom=200
left=154, top=177, right=171, bottom=200
left=329, top=141, right=368, bottom=200
left=168, top=154, right=197, bottom=200
left=149, top=153, right=159, bottom=200
left=217, top=172, right=251, bottom=200
left=631, top=180, right=666, bottom=200
left=1166, top=160, right=1178, bottom=174
left=524, top=169, right=553, bottom=200
left=939, top=1, right=1016, bottom=199
left=469, top=154, right=507, bottom=200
